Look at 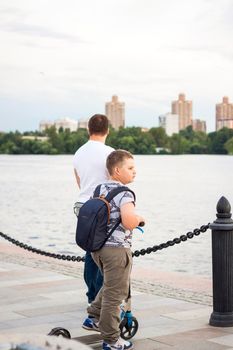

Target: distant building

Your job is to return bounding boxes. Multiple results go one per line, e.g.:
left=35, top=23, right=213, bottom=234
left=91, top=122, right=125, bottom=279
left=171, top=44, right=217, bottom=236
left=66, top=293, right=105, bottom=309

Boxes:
left=171, top=93, right=192, bottom=131
left=159, top=113, right=179, bottom=136
left=39, top=118, right=78, bottom=132
left=141, top=127, right=149, bottom=132
left=105, top=95, right=125, bottom=130
left=54, top=118, right=78, bottom=132
left=39, top=120, right=54, bottom=132
left=216, top=96, right=233, bottom=131
left=192, top=119, right=206, bottom=133
left=22, top=136, right=48, bottom=142
left=78, top=119, right=88, bottom=129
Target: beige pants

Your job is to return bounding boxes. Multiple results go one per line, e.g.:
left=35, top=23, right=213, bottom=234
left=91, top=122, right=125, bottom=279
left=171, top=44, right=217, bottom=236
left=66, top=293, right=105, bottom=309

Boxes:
left=87, top=247, right=132, bottom=344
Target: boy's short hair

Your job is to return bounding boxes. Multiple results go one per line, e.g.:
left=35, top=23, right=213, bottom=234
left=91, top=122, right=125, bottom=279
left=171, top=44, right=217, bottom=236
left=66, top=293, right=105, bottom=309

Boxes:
left=88, top=114, right=109, bottom=136
left=106, top=149, right=134, bottom=176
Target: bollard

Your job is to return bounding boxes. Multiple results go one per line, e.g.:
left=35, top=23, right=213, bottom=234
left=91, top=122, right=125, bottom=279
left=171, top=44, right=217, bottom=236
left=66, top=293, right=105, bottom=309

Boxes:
left=209, top=196, right=233, bottom=327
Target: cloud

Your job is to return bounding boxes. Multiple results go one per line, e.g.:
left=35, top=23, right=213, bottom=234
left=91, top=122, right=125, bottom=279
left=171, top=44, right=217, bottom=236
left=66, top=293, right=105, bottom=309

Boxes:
left=0, top=22, right=86, bottom=44
left=166, top=44, right=233, bottom=62
left=0, top=7, right=22, bottom=16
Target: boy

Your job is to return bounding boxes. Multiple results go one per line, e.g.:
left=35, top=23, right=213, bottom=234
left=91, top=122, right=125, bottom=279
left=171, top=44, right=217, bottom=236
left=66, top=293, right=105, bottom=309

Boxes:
left=82, top=150, right=145, bottom=350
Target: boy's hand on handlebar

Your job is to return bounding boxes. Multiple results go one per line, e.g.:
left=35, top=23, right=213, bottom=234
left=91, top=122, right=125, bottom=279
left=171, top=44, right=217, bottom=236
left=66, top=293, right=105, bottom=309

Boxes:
left=137, top=216, right=145, bottom=227
left=135, top=218, right=145, bottom=233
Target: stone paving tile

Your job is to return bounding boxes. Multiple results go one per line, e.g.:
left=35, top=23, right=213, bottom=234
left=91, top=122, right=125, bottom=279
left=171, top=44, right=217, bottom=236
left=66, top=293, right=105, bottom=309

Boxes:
left=133, top=339, right=172, bottom=350
left=14, top=277, right=79, bottom=290
left=1, top=282, right=81, bottom=303
left=132, top=294, right=182, bottom=306
left=0, top=266, right=62, bottom=276
left=0, top=323, right=71, bottom=337
left=209, top=334, right=233, bottom=347
left=0, top=323, right=12, bottom=330
left=0, top=274, right=73, bottom=287
left=131, top=300, right=212, bottom=325
left=130, top=292, right=210, bottom=312
left=132, top=317, right=210, bottom=340
left=16, top=303, right=83, bottom=317
left=153, top=327, right=231, bottom=346
left=132, top=306, right=182, bottom=319
left=3, top=312, right=76, bottom=328
left=132, top=303, right=211, bottom=324
left=0, top=262, right=29, bottom=270
left=130, top=298, right=185, bottom=311
left=219, top=328, right=233, bottom=334
left=39, top=288, right=85, bottom=301
left=1, top=296, right=76, bottom=313
left=162, top=307, right=212, bottom=321
left=0, top=311, right=27, bottom=322
left=0, top=267, right=11, bottom=272
left=0, top=295, right=50, bottom=311
left=131, top=307, right=210, bottom=332
left=171, top=339, right=230, bottom=350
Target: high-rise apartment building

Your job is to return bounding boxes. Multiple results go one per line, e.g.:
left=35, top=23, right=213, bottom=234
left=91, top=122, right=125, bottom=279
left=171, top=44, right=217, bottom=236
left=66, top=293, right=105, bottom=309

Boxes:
left=171, top=93, right=192, bottom=131
left=105, top=95, right=125, bottom=130
left=216, top=97, right=233, bottom=131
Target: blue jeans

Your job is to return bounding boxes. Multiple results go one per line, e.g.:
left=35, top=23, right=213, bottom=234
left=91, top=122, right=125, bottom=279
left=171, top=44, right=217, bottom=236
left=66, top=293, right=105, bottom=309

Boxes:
left=84, top=251, right=103, bottom=303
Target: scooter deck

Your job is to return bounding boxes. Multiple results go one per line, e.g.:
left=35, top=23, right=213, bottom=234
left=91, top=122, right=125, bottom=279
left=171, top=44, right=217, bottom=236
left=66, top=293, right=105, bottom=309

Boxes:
left=72, top=333, right=103, bottom=347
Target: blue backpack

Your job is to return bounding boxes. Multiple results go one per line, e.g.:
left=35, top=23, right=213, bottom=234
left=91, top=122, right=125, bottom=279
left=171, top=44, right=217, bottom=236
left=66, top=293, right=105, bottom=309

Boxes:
left=75, top=185, right=136, bottom=252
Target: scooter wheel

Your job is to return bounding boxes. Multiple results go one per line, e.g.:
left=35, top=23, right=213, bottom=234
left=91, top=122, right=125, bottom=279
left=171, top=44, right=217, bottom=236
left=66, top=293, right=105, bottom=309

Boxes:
left=119, top=316, right=139, bottom=340
left=48, top=327, right=71, bottom=338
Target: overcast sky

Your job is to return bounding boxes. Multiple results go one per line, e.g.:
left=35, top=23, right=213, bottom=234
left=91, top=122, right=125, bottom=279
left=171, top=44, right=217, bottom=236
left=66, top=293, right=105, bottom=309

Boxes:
left=0, top=0, right=232, bottom=132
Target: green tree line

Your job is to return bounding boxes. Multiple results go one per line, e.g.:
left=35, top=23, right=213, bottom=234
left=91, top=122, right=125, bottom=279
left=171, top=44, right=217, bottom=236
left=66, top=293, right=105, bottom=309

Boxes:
left=1, top=126, right=233, bottom=155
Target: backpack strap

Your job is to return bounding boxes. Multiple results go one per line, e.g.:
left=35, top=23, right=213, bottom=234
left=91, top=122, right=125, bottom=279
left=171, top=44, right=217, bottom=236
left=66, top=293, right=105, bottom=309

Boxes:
left=93, top=184, right=101, bottom=198
left=105, top=186, right=136, bottom=203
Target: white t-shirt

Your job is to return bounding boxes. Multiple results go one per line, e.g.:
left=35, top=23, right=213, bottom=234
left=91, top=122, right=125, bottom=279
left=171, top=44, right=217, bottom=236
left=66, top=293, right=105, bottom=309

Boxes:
left=73, top=140, right=114, bottom=202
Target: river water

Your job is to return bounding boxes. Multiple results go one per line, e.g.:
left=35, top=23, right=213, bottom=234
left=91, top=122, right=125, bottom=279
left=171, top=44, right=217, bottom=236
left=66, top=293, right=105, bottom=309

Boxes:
left=0, top=154, right=233, bottom=278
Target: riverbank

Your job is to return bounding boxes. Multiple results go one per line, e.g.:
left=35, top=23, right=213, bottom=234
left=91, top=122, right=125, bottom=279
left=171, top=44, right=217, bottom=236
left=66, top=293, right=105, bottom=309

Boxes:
left=1, top=242, right=233, bottom=349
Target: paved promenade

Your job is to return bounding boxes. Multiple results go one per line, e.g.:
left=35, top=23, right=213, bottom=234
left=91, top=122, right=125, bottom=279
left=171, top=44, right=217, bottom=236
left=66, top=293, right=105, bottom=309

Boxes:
left=0, top=241, right=233, bottom=349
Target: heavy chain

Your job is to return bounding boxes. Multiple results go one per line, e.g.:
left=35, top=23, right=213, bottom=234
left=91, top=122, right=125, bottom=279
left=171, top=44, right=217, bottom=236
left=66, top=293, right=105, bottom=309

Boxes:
left=132, top=224, right=210, bottom=257
left=0, top=232, right=85, bottom=262
left=0, top=223, right=210, bottom=262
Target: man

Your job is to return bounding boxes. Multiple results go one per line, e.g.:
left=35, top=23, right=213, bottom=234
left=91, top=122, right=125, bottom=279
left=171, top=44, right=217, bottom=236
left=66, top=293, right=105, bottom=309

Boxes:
left=73, top=114, right=114, bottom=304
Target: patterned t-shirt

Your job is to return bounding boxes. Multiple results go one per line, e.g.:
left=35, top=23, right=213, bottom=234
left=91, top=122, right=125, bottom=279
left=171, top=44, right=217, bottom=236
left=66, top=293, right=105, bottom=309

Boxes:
left=97, top=181, right=135, bottom=248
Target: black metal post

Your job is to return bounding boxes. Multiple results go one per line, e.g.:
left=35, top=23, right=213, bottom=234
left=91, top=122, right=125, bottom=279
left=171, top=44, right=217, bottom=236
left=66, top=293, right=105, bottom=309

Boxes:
left=209, top=196, right=233, bottom=327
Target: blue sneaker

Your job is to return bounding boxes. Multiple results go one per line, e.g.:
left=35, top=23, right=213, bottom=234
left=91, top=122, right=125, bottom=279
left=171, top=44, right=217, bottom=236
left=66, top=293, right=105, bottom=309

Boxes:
left=82, top=317, right=100, bottom=332
left=102, top=338, right=133, bottom=350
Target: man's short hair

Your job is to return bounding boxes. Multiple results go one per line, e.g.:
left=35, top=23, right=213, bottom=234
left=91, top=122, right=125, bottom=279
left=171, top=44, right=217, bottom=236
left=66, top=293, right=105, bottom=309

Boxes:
left=88, top=114, right=109, bottom=136
left=106, top=150, right=134, bottom=176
